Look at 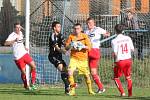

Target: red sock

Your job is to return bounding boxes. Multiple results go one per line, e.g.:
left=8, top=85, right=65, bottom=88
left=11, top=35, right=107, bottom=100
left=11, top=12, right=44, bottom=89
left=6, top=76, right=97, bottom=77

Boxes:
left=31, top=68, right=36, bottom=84
left=21, top=73, right=27, bottom=88
left=127, top=78, right=132, bottom=96
left=114, top=78, right=124, bottom=94
left=92, top=74, right=103, bottom=89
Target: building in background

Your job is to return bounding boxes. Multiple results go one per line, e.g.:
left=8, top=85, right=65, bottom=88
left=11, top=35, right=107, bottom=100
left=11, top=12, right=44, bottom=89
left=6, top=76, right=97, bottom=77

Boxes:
left=0, top=0, right=25, bottom=45
left=112, top=0, right=150, bottom=15
left=0, top=0, right=150, bottom=46
left=0, top=0, right=25, bottom=15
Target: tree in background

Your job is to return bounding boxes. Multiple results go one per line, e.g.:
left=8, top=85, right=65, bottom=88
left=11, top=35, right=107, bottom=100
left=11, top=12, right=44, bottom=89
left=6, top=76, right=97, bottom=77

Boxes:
left=0, top=0, right=18, bottom=45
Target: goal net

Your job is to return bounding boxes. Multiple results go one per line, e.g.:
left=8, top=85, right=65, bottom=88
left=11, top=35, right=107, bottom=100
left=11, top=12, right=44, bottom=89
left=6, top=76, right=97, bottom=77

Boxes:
left=30, top=0, right=150, bottom=87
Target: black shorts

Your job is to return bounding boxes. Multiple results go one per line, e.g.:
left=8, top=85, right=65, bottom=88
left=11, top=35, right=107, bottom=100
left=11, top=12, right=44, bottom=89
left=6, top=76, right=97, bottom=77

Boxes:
left=48, top=53, right=66, bottom=68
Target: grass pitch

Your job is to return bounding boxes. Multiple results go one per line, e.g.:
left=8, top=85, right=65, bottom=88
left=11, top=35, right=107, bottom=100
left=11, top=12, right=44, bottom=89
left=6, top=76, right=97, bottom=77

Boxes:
left=0, top=84, right=149, bottom=100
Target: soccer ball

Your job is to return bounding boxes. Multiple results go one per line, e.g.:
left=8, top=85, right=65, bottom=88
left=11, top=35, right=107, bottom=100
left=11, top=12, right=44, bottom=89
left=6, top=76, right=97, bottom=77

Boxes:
left=70, top=41, right=78, bottom=49
left=76, top=42, right=85, bottom=51
left=71, top=41, right=85, bottom=51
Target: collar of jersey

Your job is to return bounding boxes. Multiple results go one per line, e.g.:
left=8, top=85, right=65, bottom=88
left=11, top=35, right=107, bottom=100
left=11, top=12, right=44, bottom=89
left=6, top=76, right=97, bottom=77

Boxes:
left=88, top=26, right=98, bottom=34
left=117, top=34, right=124, bottom=37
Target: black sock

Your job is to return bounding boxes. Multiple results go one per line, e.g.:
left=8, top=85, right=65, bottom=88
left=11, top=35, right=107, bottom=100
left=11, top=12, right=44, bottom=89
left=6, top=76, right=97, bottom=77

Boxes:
left=61, top=72, right=70, bottom=91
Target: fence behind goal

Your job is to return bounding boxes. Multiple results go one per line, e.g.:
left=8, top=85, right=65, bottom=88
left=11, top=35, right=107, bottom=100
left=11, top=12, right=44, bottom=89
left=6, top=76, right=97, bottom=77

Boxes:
left=30, top=0, right=150, bottom=87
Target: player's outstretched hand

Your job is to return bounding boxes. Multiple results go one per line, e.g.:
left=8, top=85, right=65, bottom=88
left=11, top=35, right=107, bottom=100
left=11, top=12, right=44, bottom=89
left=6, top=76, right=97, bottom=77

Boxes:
left=60, top=48, right=67, bottom=54
left=104, top=32, right=110, bottom=37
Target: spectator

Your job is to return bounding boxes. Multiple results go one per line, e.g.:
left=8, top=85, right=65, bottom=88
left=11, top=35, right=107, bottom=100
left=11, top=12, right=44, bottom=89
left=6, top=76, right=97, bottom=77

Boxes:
left=122, top=11, right=143, bottom=60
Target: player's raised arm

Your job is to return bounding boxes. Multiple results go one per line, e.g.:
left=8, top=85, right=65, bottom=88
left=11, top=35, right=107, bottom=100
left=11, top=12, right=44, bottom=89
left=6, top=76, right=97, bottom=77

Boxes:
left=99, top=27, right=110, bottom=37
left=4, top=34, right=18, bottom=46
left=4, top=40, right=16, bottom=46
left=103, top=31, right=110, bottom=37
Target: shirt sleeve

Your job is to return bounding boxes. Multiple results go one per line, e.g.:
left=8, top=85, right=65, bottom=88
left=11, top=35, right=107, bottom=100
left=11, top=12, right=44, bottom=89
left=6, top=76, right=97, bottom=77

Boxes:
left=98, top=27, right=107, bottom=35
left=59, top=34, right=65, bottom=45
left=49, top=34, right=57, bottom=48
left=5, top=33, right=16, bottom=41
left=111, top=40, right=118, bottom=54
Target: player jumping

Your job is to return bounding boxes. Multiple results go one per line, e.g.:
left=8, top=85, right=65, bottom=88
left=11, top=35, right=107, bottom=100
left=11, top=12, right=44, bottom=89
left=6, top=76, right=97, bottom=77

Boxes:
left=4, top=23, right=37, bottom=90
left=85, top=17, right=110, bottom=93
left=111, top=24, right=134, bottom=97
left=48, top=21, right=70, bottom=94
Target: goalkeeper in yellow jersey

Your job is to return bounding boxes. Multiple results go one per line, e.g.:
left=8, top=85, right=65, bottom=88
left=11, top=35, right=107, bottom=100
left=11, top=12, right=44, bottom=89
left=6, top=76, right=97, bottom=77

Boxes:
left=65, top=23, right=95, bottom=96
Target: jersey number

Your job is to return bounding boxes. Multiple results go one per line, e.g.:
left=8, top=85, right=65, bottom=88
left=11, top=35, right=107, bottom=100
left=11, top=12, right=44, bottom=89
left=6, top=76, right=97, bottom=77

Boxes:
left=120, top=43, right=128, bottom=54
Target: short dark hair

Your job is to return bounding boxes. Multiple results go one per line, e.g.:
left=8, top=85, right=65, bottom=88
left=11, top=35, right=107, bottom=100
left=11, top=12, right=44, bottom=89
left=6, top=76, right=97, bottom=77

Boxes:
left=86, top=17, right=95, bottom=22
left=73, top=23, right=82, bottom=28
left=115, top=24, right=124, bottom=34
left=14, top=22, right=20, bottom=28
left=52, top=21, right=60, bottom=30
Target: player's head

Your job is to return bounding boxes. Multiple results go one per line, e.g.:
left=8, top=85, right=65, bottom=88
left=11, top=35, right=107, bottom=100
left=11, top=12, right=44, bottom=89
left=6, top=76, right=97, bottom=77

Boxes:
left=115, top=24, right=124, bottom=34
left=86, top=17, right=95, bottom=30
left=14, top=22, right=21, bottom=34
left=52, top=21, right=61, bottom=33
left=73, top=23, right=82, bottom=35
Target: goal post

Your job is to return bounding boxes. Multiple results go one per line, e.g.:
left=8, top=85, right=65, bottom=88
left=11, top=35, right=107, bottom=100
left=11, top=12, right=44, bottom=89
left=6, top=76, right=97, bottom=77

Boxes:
left=29, top=0, right=150, bottom=87
left=25, top=0, right=30, bottom=86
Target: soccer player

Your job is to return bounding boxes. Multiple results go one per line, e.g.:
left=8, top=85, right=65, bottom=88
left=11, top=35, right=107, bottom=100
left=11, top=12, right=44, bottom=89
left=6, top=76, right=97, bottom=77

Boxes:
left=48, top=21, right=70, bottom=94
left=111, top=24, right=134, bottom=97
left=84, top=17, right=110, bottom=93
left=4, top=23, right=37, bottom=90
left=65, top=23, right=95, bottom=96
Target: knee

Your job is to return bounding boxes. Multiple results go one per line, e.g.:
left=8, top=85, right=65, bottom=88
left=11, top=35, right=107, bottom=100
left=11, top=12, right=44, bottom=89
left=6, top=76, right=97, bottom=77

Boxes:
left=91, top=72, right=95, bottom=75
left=68, top=70, right=73, bottom=76
left=91, top=70, right=97, bottom=75
left=21, top=70, right=26, bottom=75
left=114, top=77, right=119, bottom=81
left=31, top=65, right=36, bottom=70
left=84, top=75, right=91, bottom=83
left=91, top=72, right=98, bottom=80
left=84, top=74, right=90, bottom=80
left=62, top=66, right=68, bottom=72
left=29, top=61, right=36, bottom=69
left=60, top=68, right=68, bottom=74
left=126, top=76, right=132, bottom=80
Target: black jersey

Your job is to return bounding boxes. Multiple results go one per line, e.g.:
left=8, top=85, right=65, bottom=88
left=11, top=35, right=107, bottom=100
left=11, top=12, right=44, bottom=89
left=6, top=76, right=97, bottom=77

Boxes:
left=48, top=33, right=65, bottom=56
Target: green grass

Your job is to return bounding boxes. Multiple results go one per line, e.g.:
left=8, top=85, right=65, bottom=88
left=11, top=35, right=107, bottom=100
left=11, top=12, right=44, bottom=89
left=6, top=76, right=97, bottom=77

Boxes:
left=99, top=57, right=150, bottom=87
left=0, top=84, right=150, bottom=100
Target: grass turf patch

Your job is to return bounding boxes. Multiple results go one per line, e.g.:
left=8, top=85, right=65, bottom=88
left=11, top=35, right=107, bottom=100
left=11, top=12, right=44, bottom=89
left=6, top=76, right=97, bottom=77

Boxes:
left=0, top=84, right=149, bottom=100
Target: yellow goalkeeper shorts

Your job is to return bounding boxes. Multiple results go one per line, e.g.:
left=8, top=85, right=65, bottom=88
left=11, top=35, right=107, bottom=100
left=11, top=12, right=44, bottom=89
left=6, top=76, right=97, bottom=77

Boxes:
left=68, top=57, right=90, bottom=75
